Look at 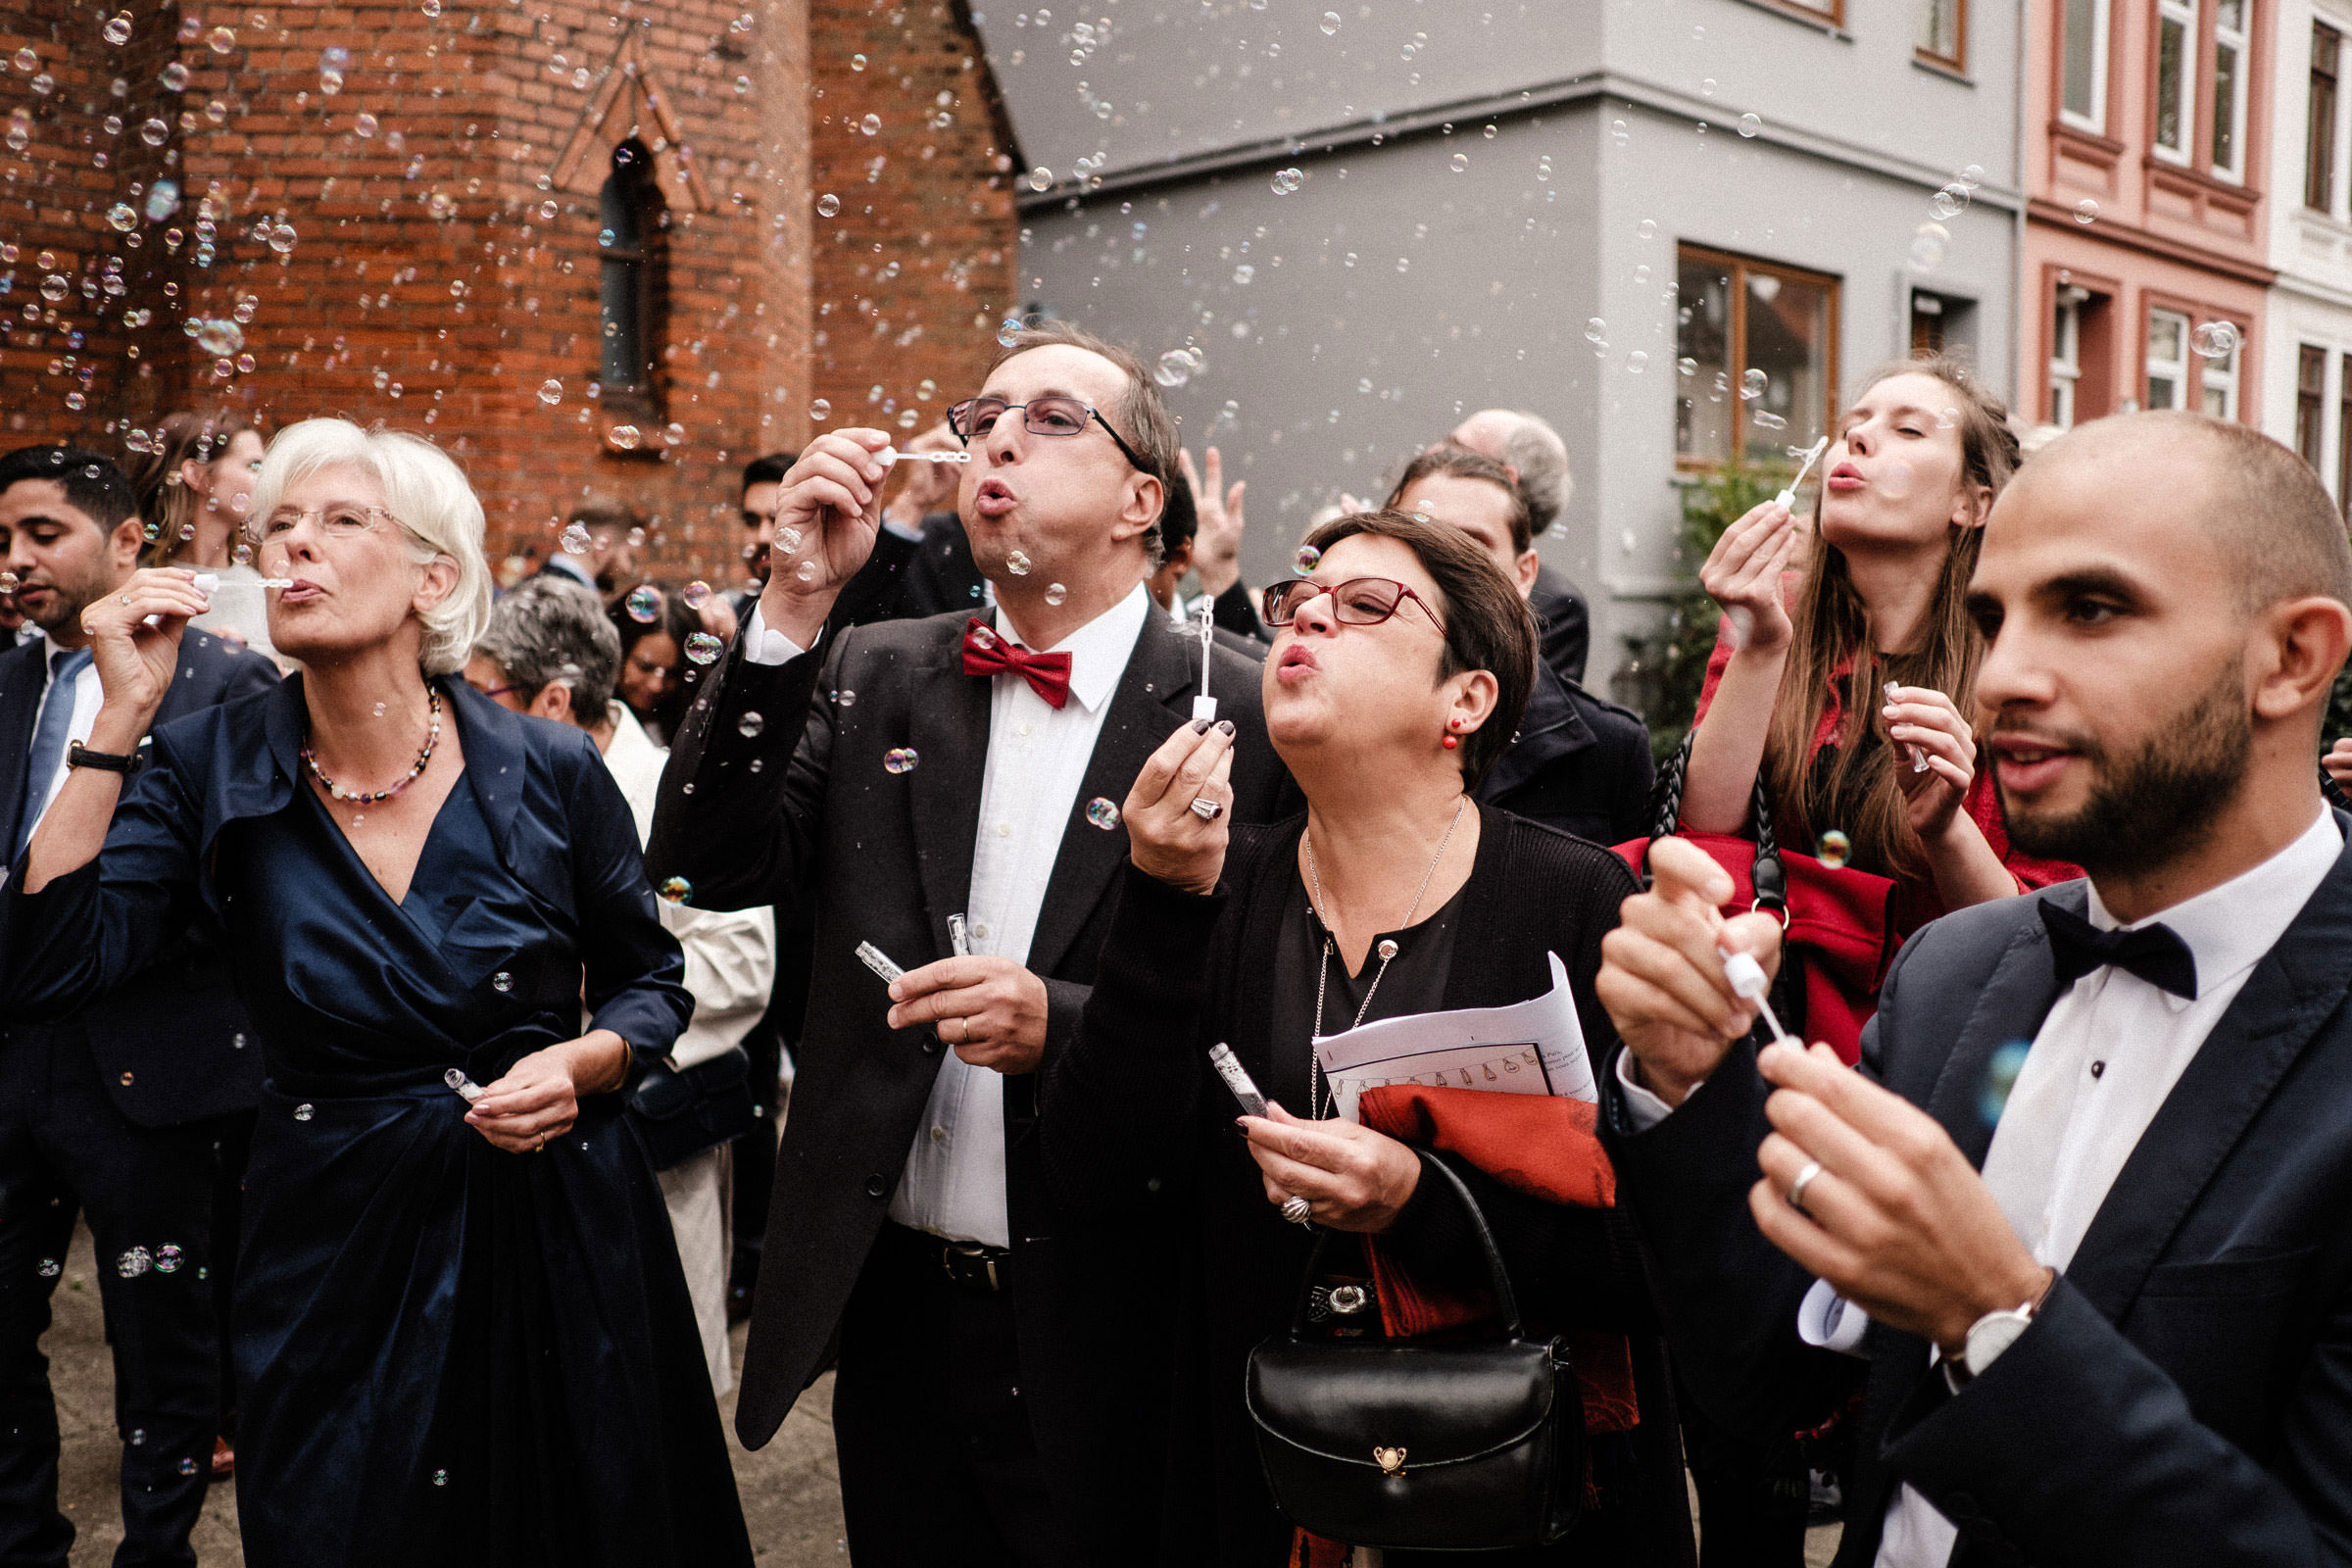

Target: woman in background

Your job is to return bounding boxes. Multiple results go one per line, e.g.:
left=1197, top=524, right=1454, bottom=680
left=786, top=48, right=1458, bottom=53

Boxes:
left=127, top=410, right=279, bottom=663
left=611, top=583, right=698, bottom=745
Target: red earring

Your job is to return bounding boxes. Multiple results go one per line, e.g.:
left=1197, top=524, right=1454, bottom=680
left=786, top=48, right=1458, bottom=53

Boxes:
left=1442, top=719, right=1461, bottom=751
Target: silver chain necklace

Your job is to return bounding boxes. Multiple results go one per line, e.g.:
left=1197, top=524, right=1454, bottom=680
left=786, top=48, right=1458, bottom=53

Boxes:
left=1304, top=797, right=1468, bottom=1117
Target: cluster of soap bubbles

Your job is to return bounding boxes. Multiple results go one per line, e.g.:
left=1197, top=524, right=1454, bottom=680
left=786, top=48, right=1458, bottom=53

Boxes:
left=1153, top=346, right=1205, bottom=387
left=2191, top=320, right=2241, bottom=360
left=884, top=747, right=920, bottom=774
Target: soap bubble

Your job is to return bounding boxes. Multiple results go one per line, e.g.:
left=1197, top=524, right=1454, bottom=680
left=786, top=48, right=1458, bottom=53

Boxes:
left=658, top=876, right=692, bottom=904
left=155, top=1245, right=183, bottom=1273
left=624, top=585, right=660, bottom=622
left=683, top=631, right=724, bottom=664
left=2073, top=199, right=2099, bottom=223
left=816, top=193, right=841, bottom=217
left=294, top=1103, right=315, bottom=1121
left=737, top=711, right=764, bottom=738
left=1154, top=348, right=1197, bottom=388
left=103, top=13, right=132, bottom=43
left=795, top=560, right=819, bottom=583
left=2191, top=320, right=2240, bottom=359
left=1637, top=218, right=1658, bottom=240
left=537, top=379, right=563, bottom=406
left=884, top=747, right=920, bottom=774
left=1908, top=221, right=1948, bottom=272
left=835, top=689, right=857, bottom=708
left=1816, top=829, right=1851, bottom=868
left=105, top=202, right=137, bottom=231
left=1233, top=264, right=1254, bottom=284
left=1677, top=357, right=1698, bottom=377
left=1270, top=168, right=1303, bottom=195
left=1738, top=113, right=1761, bottom=137
left=0, top=572, right=18, bottom=595
left=1027, top=167, right=1053, bottom=192
left=858, top=114, right=880, bottom=134
left=1740, top=368, right=1768, bottom=401
left=1045, top=582, right=1067, bottom=606
left=1980, top=1040, right=2032, bottom=1127
left=355, top=112, right=378, bottom=136
left=1005, top=550, right=1032, bottom=576
left=178, top=1457, right=199, bottom=1477
left=997, top=318, right=1024, bottom=347
left=434, top=1469, right=449, bottom=1487
left=1086, top=797, right=1121, bottom=830
left=139, top=117, right=169, bottom=146
left=492, top=971, right=513, bottom=992
left=681, top=580, right=712, bottom=610
left=118, top=1248, right=152, bottom=1278
left=1626, top=351, right=1648, bottom=374
left=610, top=425, right=641, bottom=451
left=1584, top=318, right=1607, bottom=345
left=1319, top=10, right=1340, bottom=32
left=808, top=398, right=831, bottom=421
left=1930, top=183, right=1969, bottom=220
left=194, top=319, right=245, bottom=356
left=560, top=522, right=592, bottom=555
left=36, top=1258, right=59, bottom=1278
left=1294, top=544, right=1322, bottom=573
left=1448, top=152, right=1468, bottom=173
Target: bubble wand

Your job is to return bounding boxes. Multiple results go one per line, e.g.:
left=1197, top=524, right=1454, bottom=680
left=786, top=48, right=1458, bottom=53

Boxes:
left=1720, top=948, right=1798, bottom=1048
left=875, top=447, right=971, bottom=465
left=1191, top=602, right=1218, bottom=723
left=1885, top=680, right=1930, bottom=772
left=1776, top=436, right=1830, bottom=511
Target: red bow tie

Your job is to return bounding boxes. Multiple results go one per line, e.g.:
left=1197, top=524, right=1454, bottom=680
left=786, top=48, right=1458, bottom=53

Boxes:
left=960, top=618, right=1073, bottom=710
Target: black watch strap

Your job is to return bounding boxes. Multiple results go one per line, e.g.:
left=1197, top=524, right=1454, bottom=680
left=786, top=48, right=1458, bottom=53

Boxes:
left=65, top=740, right=140, bottom=774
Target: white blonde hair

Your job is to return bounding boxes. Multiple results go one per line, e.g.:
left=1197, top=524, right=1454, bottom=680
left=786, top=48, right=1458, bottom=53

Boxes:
left=250, top=418, right=492, bottom=674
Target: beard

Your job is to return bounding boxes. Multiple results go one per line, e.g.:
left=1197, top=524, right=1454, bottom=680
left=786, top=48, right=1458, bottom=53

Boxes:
left=1998, top=661, right=2252, bottom=880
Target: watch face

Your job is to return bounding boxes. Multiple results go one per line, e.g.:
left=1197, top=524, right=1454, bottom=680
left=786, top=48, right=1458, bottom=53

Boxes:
left=1964, top=1309, right=2034, bottom=1377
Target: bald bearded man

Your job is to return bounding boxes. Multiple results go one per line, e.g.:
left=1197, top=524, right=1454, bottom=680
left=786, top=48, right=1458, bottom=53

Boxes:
left=1597, top=411, right=2352, bottom=1568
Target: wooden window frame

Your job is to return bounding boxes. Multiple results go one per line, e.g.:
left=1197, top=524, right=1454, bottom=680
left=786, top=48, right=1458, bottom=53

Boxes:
left=2051, top=289, right=2086, bottom=429
left=1673, top=242, right=1842, bottom=473
left=2145, top=305, right=2193, bottom=410
left=2299, top=344, right=2329, bottom=467
left=2313, top=24, right=2340, bottom=213
left=2211, top=0, right=2252, bottom=182
left=1917, top=0, right=1967, bottom=72
left=2154, top=0, right=2199, bottom=166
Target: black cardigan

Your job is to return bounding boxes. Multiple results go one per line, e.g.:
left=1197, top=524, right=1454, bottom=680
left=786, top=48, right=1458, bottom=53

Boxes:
left=1042, top=804, right=1696, bottom=1567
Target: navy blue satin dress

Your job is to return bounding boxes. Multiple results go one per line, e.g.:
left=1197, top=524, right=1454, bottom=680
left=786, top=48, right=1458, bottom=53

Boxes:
left=2, top=676, right=754, bottom=1567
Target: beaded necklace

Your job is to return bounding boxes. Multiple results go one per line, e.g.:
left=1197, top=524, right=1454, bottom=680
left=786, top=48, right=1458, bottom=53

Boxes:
left=302, top=687, right=443, bottom=806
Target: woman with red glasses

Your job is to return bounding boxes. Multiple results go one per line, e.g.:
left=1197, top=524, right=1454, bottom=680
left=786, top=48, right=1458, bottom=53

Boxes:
left=1040, top=510, right=1692, bottom=1565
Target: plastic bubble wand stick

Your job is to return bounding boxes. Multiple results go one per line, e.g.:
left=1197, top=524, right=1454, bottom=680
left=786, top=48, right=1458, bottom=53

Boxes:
left=875, top=447, right=971, bottom=465
left=1884, top=680, right=1930, bottom=772
left=1721, top=948, right=1799, bottom=1049
left=444, top=1067, right=487, bottom=1104
left=1192, top=602, right=1218, bottom=723
left=1777, top=437, right=1829, bottom=510
left=193, top=572, right=297, bottom=592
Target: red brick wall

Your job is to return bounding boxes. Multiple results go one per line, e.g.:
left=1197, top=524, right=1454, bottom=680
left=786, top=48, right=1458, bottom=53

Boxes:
left=3, top=0, right=1015, bottom=589
left=808, top=0, right=1019, bottom=453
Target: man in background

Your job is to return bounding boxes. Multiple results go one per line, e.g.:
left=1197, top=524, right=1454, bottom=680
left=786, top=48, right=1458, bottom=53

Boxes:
left=1450, top=407, right=1591, bottom=686
left=536, top=494, right=641, bottom=610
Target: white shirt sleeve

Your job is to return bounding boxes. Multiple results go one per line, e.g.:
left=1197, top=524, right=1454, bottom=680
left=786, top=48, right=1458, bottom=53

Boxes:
left=1613, top=1047, right=1687, bottom=1131
left=739, top=603, right=808, bottom=666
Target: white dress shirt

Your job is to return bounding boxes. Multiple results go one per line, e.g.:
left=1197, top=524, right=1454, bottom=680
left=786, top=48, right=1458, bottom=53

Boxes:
left=21, top=632, right=105, bottom=842
left=743, top=583, right=1152, bottom=1247
left=1618, top=805, right=2343, bottom=1567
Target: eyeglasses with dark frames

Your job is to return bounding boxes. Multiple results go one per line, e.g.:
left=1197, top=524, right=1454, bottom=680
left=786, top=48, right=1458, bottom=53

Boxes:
left=1260, top=576, right=1449, bottom=639
left=947, top=395, right=1151, bottom=472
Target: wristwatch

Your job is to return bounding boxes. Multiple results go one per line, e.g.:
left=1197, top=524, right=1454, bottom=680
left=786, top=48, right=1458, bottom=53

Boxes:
left=65, top=740, right=140, bottom=774
left=1961, top=1300, right=2037, bottom=1378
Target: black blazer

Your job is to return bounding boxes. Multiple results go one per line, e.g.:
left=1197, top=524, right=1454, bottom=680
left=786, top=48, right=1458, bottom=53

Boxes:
left=1604, top=826, right=2352, bottom=1567
left=0, top=628, right=279, bottom=1127
left=1478, top=656, right=1653, bottom=846
left=1529, top=564, right=1590, bottom=689
left=644, top=598, right=1294, bottom=1546
left=1042, top=808, right=1693, bottom=1566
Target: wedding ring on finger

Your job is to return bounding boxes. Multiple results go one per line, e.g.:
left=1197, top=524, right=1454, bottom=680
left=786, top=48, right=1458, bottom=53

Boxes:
left=1280, top=1195, right=1312, bottom=1226
left=1787, top=1158, right=1825, bottom=1218
left=1190, top=797, right=1224, bottom=821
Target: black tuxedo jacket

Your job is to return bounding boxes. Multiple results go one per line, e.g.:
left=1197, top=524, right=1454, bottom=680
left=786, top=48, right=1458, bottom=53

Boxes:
left=0, top=628, right=278, bottom=1126
left=1604, top=822, right=2352, bottom=1567
left=644, top=597, right=1293, bottom=1543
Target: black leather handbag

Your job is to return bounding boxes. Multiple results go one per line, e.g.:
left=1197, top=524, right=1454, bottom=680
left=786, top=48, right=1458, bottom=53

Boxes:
left=1246, top=1158, right=1583, bottom=1551
left=624, top=1043, right=761, bottom=1171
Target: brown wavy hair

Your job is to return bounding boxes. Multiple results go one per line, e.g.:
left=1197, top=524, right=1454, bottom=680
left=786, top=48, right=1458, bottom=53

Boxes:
left=1761, top=355, right=2021, bottom=880
left=128, top=409, right=257, bottom=565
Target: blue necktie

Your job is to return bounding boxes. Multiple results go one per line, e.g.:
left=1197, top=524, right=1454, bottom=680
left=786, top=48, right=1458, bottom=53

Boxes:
left=17, top=646, right=93, bottom=860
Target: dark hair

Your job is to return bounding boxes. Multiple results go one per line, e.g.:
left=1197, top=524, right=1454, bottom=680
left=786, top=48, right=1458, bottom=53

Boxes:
left=128, top=410, right=260, bottom=565
left=986, top=320, right=1181, bottom=563
left=1297, top=508, right=1536, bottom=790
left=0, top=446, right=139, bottom=535
left=741, top=451, right=796, bottom=498
left=1160, top=462, right=1199, bottom=554
left=567, top=495, right=642, bottom=535
left=608, top=581, right=702, bottom=734
left=1386, top=445, right=1534, bottom=556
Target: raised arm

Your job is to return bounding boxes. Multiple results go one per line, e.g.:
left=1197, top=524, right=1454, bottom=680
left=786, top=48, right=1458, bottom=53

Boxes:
left=1680, top=502, right=1799, bottom=834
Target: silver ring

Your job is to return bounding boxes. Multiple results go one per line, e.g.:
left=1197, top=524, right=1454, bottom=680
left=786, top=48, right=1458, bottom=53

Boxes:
left=1190, top=797, right=1224, bottom=821
left=1280, top=1195, right=1312, bottom=1225
left=1787, top=1159, right=1825, bottom=1217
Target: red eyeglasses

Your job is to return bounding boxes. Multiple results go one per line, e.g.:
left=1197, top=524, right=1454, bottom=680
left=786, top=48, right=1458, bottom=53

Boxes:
left=1260, top=576, right=1448, bottom=639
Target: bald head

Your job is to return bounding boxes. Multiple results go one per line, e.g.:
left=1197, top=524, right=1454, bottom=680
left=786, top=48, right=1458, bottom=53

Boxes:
left=2013, top=412, right=2352, bottom=615
left=1448, top=410, right=1570, bottom=531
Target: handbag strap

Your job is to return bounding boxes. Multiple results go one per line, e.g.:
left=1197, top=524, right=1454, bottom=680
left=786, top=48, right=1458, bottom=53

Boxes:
left=1642, top=729, right=1788, bottom=920
left=1285, top=1155, right=1524, bottom=1342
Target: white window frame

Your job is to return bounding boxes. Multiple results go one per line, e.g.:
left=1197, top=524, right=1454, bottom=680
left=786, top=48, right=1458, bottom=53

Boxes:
left=2050, top=290, right=2085, bottom=429
left=2200, top=328, right=2240, bottom=419
left=2213, top=0, right=2251, bottom=181
left=2148, top=308, right=2192, bottom=410
left=2060, top=0, right=2112, bottom=132
left=2155, top=0, right=2199, bottom=166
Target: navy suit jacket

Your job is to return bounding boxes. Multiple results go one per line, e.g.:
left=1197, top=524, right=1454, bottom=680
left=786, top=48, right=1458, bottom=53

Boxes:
left=1604, top=821, right=2352, bottom=1567
left=0, top=627, right=278, bottom=1126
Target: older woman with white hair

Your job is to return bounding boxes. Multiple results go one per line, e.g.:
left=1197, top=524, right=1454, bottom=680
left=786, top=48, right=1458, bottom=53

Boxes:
left=3, top=419, right=755, bottom=1565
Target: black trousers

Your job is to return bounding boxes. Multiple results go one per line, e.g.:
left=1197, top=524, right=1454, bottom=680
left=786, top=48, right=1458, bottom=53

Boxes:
left=831, top=1224, right=1081, bottom=1568
left=0, top=1027, right=222, bottom=1568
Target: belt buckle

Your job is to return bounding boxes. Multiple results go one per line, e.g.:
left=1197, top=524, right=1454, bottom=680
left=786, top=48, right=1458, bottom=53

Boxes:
left=941, top=1240, right=1002, bottom=1292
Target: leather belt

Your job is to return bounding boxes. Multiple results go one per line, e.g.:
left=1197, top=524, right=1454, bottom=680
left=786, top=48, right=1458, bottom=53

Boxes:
left=938, top=1239, right=1010, bottom=1293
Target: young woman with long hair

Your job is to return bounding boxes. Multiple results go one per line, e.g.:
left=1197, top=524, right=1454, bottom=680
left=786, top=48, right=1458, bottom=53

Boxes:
left=1682, top=354, right=2076, bottom=934
left=126, top=410, right=277, bottom=661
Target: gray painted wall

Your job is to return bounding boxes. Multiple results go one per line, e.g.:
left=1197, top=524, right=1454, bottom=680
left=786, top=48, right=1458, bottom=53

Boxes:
left=996, top=0, right=2024, bottom=703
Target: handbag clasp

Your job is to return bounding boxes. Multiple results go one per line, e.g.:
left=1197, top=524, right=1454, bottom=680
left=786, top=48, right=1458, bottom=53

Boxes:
left=1374, top=1446, right=1407, bottom=1477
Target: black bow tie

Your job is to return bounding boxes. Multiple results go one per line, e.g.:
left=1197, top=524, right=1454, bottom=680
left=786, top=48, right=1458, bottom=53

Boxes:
left=2037, top=902, right=2198, bottom=1001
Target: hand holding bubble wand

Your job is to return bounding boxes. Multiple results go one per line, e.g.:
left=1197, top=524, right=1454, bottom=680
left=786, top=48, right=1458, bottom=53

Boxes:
left=1719, top=440, right=1825, bottom=651
left=1720, top=948, right=1800, bottom=1049
left=1884, top=680, right=1930, bottom=773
